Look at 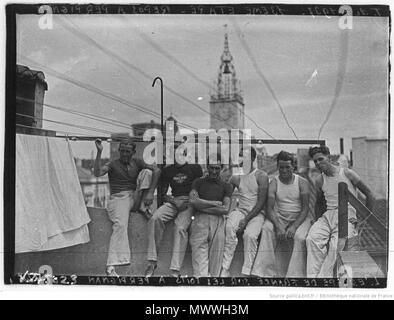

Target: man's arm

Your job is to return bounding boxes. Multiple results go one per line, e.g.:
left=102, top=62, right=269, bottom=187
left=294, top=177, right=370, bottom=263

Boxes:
left=202, top=196, right=231, bottom=216
left=313, top=174, right=325, bottom=220
left=144, top=164, right=161, bottom=194
left=244, top=170, right=269, bottom=223
left=286, top=177, right=310, bottom=238
left=189, top=189, right=223, bottom=210
left=266, top=178, right=287, bottom=239
left=266, top=179, right=280, bottom=226
left=344, top=168, right=376, bottom=211
left=93, top=139, right=110, bottom=177
left=137, top=161, right=161, bottom=206
left=160, top=169, right=170, bottom=200
left=228, top=175, right=239, bottom=212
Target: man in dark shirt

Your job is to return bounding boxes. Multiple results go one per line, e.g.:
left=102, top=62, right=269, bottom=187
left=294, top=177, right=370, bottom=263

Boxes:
left=189, top=155, right=233, bottom=277
left=94, top=138, right=160, bottom=276
left=145, top=161, right=203, bottom=277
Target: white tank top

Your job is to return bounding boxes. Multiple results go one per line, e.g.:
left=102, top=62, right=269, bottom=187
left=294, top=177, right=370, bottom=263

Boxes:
left=238, top=168, right=259, bottom=215
left=275, top=175, right=301, bottom=221
left=322, top=167, right=357, bottom=217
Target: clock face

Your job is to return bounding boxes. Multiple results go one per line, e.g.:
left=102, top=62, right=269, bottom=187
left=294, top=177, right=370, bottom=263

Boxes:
left=215, top=107, right=231, bottom=121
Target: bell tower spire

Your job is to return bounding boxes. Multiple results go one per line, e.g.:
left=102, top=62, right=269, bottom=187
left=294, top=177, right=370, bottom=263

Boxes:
left=213, top=25, right=242, bottom=101
left=210, top=26, right=245, bottom=130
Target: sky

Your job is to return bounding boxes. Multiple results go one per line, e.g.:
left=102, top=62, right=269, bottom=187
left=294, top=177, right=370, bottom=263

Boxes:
left=16, top=13, right=389, bottom=159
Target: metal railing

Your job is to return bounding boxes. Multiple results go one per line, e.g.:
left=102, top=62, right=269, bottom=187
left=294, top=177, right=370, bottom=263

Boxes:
left=338, top=182, right=388, bottom=246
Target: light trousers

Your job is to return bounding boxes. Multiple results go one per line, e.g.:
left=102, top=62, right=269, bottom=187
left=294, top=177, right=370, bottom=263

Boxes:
left=106, top=191, right=135, bottom=266
left=146, top=196, right=193, bottom=271
left=190, top=213, right=226, bottom=277
left=221, top=210, right=265, bottom=275
left=306, top=209, right=359, bottom=278
left=106, top=169, right=152, bottom=267
left=252, top=214, right=312, bottom=278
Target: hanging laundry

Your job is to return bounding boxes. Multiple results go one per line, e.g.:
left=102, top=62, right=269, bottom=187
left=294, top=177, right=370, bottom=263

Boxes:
left=16, top=134, right=91, bottom=253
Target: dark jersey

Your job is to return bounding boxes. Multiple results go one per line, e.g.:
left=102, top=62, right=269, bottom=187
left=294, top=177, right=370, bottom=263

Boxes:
left=191, top=176, right=233, bottom=202
left=106, top=158, right=147, bottom=195
left=162, top=164, right=203, bottom=197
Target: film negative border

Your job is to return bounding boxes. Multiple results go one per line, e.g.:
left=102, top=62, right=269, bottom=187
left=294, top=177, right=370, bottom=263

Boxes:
left=6, top=3, right=391, bottom=17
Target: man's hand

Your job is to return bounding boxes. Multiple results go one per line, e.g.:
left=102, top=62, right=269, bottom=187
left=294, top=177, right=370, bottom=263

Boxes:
left=144, top=192, right=154, bottom=206
left=173, top=198, right=189, bottom=212
left=236, top=218, right=248, bottom=236
left=285, top=224, right=297, bottom=239
left=163, top=195, right=175, bottom=204
left=275, top=224, right=287, bottom=241
left=95, top=139, right=103, bottom=152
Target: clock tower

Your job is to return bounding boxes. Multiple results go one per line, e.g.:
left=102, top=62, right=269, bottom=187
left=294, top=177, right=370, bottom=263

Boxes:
left=210, top=29, right=244, bottom=130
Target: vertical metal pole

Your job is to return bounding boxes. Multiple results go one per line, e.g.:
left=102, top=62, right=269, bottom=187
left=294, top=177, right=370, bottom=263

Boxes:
left=340, top=138, right=344, bottom=154
left=152, top=77, right=164, bottom=207
left=338, top=182, right=348, bottom=239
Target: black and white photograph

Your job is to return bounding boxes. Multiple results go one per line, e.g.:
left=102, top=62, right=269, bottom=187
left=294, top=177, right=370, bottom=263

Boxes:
left=3, top=1, right=390, bottom=294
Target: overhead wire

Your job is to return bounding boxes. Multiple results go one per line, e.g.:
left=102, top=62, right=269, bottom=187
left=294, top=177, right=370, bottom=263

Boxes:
left=232, top=18, right=299, bottom=140
left=16, top=113, right=115, bottom=135
left=127, top=18, right=277, bottom=140
left=317, top=29, right=350, bottom=140
left=16, top=123, right=92, bottom=138
left=56, top=16, right=238, bottom=131
left=18, top=55, right=198, bottom=133
left=16, top=96, right=192, bottom=133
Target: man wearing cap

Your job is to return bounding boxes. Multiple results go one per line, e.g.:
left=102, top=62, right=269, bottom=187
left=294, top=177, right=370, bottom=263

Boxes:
left=94, top=138, right=160, bottom=276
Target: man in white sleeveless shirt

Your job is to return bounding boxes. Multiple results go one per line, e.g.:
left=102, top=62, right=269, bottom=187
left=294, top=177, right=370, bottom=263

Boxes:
left=306, top=145, right=375, bottom=278
left=252, top=151, right=311, bottom=277
left=220, top=147, right=269, bottom=277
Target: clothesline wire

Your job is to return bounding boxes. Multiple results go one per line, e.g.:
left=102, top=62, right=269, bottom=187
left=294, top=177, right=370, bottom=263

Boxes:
left=16, top=96, right=186, bottom=133
left=57, top=17, right=243, bottom=133
left=16, top=123, right=93, bottom=138
left=18, top=55, right=198, bottom=133
left=16, top=113, right=115, bottom=135
left=16, top=125, right=386, bottom=179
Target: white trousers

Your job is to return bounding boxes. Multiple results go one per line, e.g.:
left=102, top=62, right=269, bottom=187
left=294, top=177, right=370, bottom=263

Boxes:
left=252, top=215, right=312, bottom=278
left=106, top=169, right=152, bottom=267
left=306, top=209, right=359, bottom=278
left=221, top=210, right=265, bottom=275
left=147, top=196, right=193, bottom=271
left=190, top=214, right=226, bottom=277
left=106, top=191, right=135, bottom=266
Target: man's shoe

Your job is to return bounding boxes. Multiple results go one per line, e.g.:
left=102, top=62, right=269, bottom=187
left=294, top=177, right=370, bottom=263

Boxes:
left=170, top=270, right=181, bottom=278
left=145, top=263, right=157, bottom=278
left=220, top=268, right=230, bottom=277
left=106, top=266, right=119, bottom=277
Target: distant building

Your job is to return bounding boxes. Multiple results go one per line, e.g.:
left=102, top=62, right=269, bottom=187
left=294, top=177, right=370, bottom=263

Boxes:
left=210, top=30, right=245, bottom=130
left=352, top=137, right=388, bottom=199
left=111, top=116, right=181, bottom=162
left=132, top=120, right=161, bottom=137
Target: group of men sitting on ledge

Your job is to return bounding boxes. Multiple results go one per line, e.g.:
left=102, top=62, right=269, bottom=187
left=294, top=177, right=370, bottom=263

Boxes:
left=93, top=139, right=375, bottom=278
